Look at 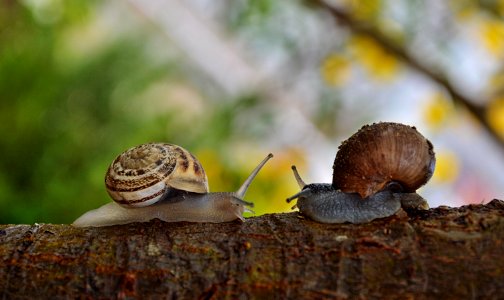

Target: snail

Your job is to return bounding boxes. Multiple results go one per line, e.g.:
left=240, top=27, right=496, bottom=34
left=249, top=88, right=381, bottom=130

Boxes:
left=73, top=143, right=273, bottom=227
left=286, top=122, right=435, bottom=224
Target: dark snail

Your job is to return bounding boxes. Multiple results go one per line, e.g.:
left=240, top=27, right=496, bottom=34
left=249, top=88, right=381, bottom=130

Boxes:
left=73, top=143, right=273, bottom=227
left=286, top=122, right=435, bottom=224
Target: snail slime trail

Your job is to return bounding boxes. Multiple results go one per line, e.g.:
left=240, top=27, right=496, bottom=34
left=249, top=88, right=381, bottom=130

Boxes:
left=287, top=122, right=434, bottom=224
left=73, top=143, right=273, bottom=227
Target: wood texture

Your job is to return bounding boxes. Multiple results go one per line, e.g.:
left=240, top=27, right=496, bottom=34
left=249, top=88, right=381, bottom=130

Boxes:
left=1, top=200, right=504, bottom=299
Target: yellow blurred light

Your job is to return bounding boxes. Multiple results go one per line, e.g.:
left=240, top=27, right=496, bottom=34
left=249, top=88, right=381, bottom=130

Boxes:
left=193, top=149, right=225, bottom=191
left=321, top=54, right=351, bottom=86
left=487, top=97, right=504, bottom=139
left=481, top=19, right=504, bottom=55
left=432, top=151, right=460, bottom=183
left=349, top=36, right=400, bottom=81
left=251, top=148, right=307, bottom=215
left=499, top=0, right=504, bottom=16
left=347, top=0, right=382, bottom=20
left=451, top=0, right=477, bottom=20
left=423, top=93, right=453, bottom=129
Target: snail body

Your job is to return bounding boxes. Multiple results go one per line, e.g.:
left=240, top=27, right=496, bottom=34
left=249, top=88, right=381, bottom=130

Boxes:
left=73, top=143, right=273, bottom=227
left=287, top=122, right=434, bottom=224
left=73, top=191, right=255, bottom=227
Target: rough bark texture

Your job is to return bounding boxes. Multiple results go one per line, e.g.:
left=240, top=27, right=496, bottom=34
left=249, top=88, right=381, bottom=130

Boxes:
left=1, top=200, right=504, bottom=299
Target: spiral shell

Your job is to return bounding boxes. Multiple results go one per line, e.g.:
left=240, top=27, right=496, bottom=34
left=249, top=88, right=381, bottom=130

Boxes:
left=105, top=143, right=209, bottom=207
left=332, top=122, right=435, bottom=198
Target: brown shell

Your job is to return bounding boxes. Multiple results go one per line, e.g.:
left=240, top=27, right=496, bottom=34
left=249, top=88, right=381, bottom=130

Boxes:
left=105, top=143, right=209, bottom=207
left=332, top=122, right=435, bottom=198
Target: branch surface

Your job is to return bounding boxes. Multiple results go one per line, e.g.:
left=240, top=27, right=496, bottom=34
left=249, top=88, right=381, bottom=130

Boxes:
left=1, top=200, right=504, bottom=299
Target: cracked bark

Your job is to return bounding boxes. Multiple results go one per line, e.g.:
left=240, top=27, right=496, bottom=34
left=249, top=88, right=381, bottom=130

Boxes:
left=1, top=200, right=504, bottom=299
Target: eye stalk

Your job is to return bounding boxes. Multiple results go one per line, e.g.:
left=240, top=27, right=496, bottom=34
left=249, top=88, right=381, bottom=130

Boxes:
left=235, top=153, right=274, bottom=198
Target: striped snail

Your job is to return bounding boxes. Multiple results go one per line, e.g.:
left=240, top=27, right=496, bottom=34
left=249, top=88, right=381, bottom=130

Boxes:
left=287, top=122, right=435, bottom=224
left=73, top=143, right=273, bottom=227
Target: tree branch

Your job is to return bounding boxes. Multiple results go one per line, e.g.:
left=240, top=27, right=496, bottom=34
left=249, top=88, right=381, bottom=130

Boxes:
left=311, top=0, right=504, bottom=153
left=1, top=200, right=504, bottom=298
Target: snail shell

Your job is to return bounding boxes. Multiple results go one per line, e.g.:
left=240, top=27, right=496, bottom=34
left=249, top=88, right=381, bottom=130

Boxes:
left=332, top=122, right=435, bottom=198
left=105, top=143, right=209, bottom=207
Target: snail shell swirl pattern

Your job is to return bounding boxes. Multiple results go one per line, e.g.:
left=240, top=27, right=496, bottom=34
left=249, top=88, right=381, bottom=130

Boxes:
left=105, top=143, right=209, bottom=207
left=332, top=122, right=436, bottom=198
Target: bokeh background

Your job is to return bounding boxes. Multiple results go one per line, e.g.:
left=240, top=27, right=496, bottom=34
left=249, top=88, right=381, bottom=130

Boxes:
left=1, top=0, right=504, bottom=224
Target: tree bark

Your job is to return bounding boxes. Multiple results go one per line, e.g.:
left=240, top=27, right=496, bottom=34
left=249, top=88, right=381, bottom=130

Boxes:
left=1, top=200, right=504, bottom=299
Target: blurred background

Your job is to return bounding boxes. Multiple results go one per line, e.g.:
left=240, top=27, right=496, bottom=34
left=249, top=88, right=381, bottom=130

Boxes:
left=1, top=0, right=504, bottom=224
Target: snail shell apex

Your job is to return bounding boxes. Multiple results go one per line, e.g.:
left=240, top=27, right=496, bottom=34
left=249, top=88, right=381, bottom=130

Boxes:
left=105, top=143, right=209, bottom=207
left=332, top=122, right=435, bottom=198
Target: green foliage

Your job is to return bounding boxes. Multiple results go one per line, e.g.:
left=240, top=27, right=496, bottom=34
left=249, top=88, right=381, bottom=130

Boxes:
left=0, top=1, right=283, bottom=224
left=0, top=2, right=174, bottom=223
